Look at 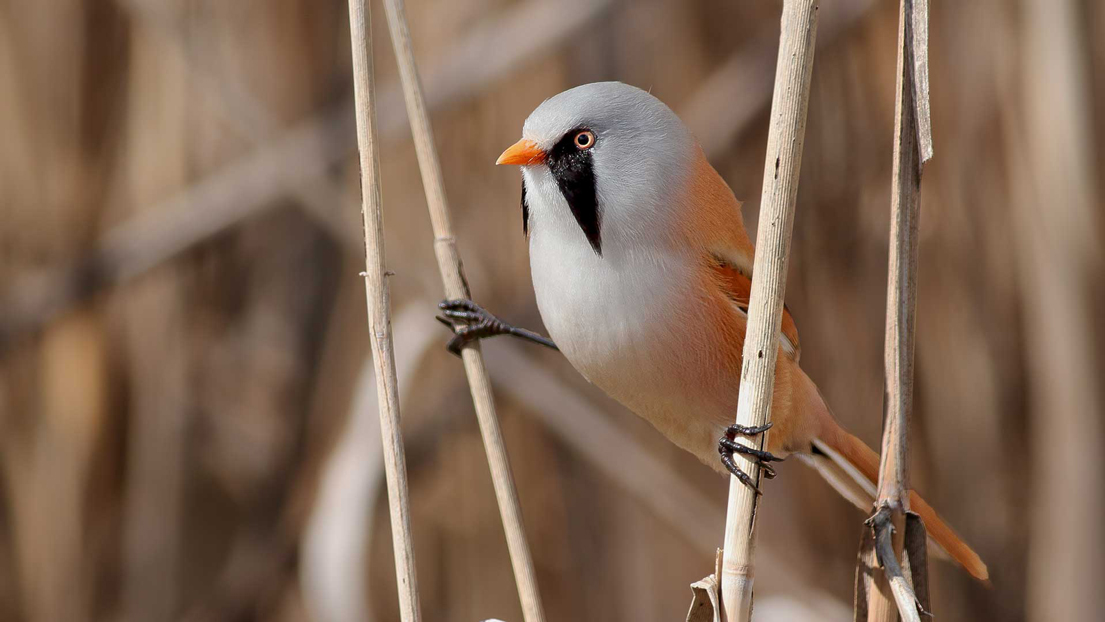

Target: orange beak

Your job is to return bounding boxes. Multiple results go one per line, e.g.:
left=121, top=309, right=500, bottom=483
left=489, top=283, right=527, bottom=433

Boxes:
left=496, top=139, right=546, bottom=166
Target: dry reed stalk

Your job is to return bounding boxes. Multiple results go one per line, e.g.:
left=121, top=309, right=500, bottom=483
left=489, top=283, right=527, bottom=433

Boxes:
left=718, top=2, right=820, bottom=620
left=379, top=1, right=547, bottom=621
left=862, top=1, right=931, bottom=621
left=346, top=1, right=423, bottom=620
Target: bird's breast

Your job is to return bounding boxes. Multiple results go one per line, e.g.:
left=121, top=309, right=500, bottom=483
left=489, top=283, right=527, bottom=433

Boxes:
left=528, top=226, right=743, bottom=461
left=529, top=235, right=684, bottom=385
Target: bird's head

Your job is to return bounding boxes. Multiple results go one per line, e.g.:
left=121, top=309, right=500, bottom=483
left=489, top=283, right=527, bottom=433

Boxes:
left=497, top=82, right=697, bottom=257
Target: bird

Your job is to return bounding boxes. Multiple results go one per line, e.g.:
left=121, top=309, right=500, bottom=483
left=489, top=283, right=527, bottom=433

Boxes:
left=436, top=81, right=988, bottom=581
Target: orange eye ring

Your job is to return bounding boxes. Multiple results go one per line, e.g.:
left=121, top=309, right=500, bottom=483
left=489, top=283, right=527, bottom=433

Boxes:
left=574, top=130, right=595, bottom=150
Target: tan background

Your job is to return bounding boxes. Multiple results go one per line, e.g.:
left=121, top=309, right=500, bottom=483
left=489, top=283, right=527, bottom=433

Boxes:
left=1, top=0, right=1103, bottom=620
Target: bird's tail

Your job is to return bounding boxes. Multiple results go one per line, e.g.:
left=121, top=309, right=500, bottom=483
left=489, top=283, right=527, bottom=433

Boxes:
left=800, top=419, right=989, bottom=582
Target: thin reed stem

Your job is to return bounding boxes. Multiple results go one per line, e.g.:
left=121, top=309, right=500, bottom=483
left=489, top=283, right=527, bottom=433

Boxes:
left=346, top=1, right=422, bottom=620
left=719, top=2, right=820, bottom=620
left=379, top=1, right=547, bottom=621
left=863, top=0, right=931, bottom=620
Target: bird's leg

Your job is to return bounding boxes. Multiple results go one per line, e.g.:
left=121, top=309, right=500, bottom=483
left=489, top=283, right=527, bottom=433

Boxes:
left=718, top=422, right=784, bottom=495
left=436, top=299, right=558, bottom=357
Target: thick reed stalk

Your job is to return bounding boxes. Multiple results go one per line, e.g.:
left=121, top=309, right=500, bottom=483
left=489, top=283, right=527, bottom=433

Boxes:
left=379, top=2, right=546, bottom=621
left=864, top=1, right=931, bottom=621
left=719, top=2, right=819, bottom=620
left=346, top=1, right=422, bottom=620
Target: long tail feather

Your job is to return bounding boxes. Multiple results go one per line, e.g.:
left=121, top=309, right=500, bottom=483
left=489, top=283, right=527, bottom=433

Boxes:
left=803, top=429, right=989, bottom=582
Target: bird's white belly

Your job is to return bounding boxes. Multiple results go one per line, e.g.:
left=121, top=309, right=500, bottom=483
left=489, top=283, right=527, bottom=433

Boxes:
left=528, top=232, right=732, bottom=461
left=531, top=248, right=675, bottom=391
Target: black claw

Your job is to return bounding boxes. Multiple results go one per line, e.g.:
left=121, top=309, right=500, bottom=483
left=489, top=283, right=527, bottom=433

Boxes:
left=719, top=440, right=778, bottom=479
left=717, top=423, right=783, bottom=493
left=719, top=438, right=782, bottom=464
left=435, top=299, right=558, bottom=356
left=726, top=421, right=774, bottom=437
left=719, top=448, right=763, bottom=495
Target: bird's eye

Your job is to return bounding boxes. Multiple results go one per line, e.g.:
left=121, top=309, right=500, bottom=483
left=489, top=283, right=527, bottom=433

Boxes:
left=573, top=130, right=595, bottom=150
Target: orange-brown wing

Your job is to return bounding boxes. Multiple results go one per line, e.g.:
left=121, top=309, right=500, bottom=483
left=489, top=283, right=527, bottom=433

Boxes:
left=710, top=260, right=801, bottom=360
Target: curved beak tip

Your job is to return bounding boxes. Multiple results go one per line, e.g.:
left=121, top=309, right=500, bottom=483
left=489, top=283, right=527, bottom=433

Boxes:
left=496, top=139, right=546, bottom=166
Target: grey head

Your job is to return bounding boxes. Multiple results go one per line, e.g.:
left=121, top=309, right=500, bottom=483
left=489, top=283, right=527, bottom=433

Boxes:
left=501, top=82, right=697, bottom=256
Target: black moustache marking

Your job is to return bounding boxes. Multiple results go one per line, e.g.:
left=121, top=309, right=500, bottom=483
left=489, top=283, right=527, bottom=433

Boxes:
left=547, top=130, right=601, bottom=255
left=520, top=181, right=530, bottom=237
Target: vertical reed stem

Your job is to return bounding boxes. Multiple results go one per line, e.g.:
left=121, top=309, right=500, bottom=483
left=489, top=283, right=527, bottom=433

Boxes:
left=346, top=1, right=423, bottom=620
left=719, top=2, right=819, bottom=620
left=864, top=1, right=931, bottom=620
left=379, top=2, right=547, bottom=621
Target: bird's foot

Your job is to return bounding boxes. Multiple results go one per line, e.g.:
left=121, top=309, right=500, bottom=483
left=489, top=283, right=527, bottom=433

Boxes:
left=436, top=299, right=558, bottom=357
left=718, top=422, right=783, bottom=495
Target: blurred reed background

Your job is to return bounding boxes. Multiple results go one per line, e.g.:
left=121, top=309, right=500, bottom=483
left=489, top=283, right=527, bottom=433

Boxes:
left=1, top=0, right=1103, bottom=620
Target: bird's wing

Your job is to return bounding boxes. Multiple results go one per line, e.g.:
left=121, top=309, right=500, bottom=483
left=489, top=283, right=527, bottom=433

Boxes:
left=685, top=148, right=800, bottom=358
left=709, top=257, right=801, bottom=361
